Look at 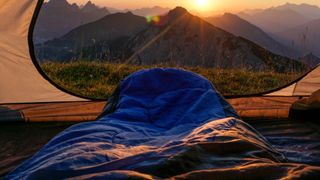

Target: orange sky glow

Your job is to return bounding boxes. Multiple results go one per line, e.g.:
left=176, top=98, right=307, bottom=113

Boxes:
left=66, top=0, right=320, bottom=16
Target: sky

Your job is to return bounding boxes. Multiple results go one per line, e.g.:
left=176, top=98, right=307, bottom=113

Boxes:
left=67, top=0, right=320, bottom=16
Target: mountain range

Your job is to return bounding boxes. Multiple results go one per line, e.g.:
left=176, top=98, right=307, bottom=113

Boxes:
left=239, top=3, right=320, bottom=61
left=105, top=6, right=170, bottom=16
left=36, top=7, right=306, bottom=72
left=206, top=13, right=296, bottom=58
left=34, top=0, right=171, bottom=43
left=239, top=8, right=309, bottom=33
left=34, top=0, right=109, bottom=43
left=239, top=3, right=320, bottom=33
left=36, top=12, right=147, bottom=61
left=274, top=18, right=320, bottom=58
left=122, top=6, right=171, bottom=17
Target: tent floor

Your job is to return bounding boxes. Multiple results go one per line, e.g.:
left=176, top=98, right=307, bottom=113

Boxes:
left=0, top=122, right=76, bottom=176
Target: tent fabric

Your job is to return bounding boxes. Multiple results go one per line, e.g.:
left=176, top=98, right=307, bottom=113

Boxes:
left=0, top=0, right=84, bottom=104
left=1, top=0, right=319, bottom=178
left=266, top=65, right=320, bottom=96
left=227, top=96, right=300, bottom=119
left=0, top=0, right=319, bottom=105
left=0, top=102, right=106, bottom=122
left=8, top=68, right=320, bottom=179
left=0, top=0, right=319, bottom=106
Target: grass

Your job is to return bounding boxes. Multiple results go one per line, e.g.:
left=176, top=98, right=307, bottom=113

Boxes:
left=41, top=61, right=302, bottom=99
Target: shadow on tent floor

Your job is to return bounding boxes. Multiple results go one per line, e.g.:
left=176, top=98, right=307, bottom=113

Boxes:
left=2, top=97, right=319, bottom=176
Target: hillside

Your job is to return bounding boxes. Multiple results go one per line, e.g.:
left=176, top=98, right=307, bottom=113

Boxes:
left=206, top=13, right=296, bottom=58
left=36, top=7, right=306, bottom=73
left=41, top=61, right=302, bottom=99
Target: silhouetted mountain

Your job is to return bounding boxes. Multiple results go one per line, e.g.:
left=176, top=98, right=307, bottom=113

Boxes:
left=274, top=18, right=320, bottom=58
left=239, top=3, right=320, bottom=34
left=36, top=12, right=147, bottom=61
left=104, top=6, right=170, bottom=17
left=82, top=1, right=109, bottom=16
left=239, top=8, right=308, bottom=33
left=34, top=0, right=109, bottom=43
left=275, top=3, right=320, bottom=20
left=124, top=7, right=305, bottom=72
left=300, top=53, right=320, bottom=68
left=128, top=6, right=171, bottom=16
left=37, top=7, right=306, bottom=72
left=206, top=13, right=296, bottom=58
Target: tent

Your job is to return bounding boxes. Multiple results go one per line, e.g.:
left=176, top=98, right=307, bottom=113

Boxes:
left=5, top=68, right=320, bottom=179
left=0, top=0, right=87, bottom=104
left=1, top=0, right=320, bottom=178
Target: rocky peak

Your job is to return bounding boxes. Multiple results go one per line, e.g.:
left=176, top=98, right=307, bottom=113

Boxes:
left=168, top=7, right=189, bottom=19
left=82, top=1, right=98, bottom=12
left=222, top=13, right=240, bottom=19
left=47, top=0, right=70, bottom=7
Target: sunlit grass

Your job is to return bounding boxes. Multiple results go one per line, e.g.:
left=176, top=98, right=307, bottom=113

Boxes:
left=41, top=61, right=302, bottom=99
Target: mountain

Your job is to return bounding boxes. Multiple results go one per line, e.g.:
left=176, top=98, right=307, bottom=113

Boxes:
left=206, top=13, right=296, bottom=58
left=274, top=18, right=320, bottom=58
left=105, top=6, right=170, bottom=17
left=34, top=0, right=109, bottom=43
left=81, top=1, right=109, bottom=16
left=36, top=12, right=147, bottom=61
left=238, top=8, right=309, bottom=33
left=275, top=3, right=320, bottom=20
left=300, top=53, right=320, bottom=67
left=127, top=6, right=171, bottom=17
left=37, top=7, right=306, bottom=73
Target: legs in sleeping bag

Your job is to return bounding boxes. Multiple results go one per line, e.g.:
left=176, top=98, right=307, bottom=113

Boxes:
left=8, top=68, right=289, bottom=179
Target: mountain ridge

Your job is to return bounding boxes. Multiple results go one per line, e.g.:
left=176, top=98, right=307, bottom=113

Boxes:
left=238, top=8, right=309, bottom=33
left=206, top=13, right=296, bottom=58
left=36, top=7, right=306, bottom=73
left=34, top=0, right=109, bottom=43
left=274, top=18, right=320, bottom=59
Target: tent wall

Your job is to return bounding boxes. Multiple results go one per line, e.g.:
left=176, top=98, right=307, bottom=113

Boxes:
left=1, top=102, right=106, bottom=122
left=0, top=0, right=85, bottom=104
left=266, top=65, right=320, bottom=97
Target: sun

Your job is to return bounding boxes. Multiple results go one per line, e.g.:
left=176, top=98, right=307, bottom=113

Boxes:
left=195, top=0, right=209, bottom=9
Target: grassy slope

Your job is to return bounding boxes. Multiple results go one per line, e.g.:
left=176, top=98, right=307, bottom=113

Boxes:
left=41, top=61, right=302, bottom=99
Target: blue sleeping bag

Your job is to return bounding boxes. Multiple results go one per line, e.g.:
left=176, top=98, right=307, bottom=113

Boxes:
left=7, top=68, right=284, bottom=179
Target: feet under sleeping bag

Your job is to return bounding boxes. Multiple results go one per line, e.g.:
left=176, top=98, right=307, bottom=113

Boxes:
left=7, top=68, right=292, bottom=179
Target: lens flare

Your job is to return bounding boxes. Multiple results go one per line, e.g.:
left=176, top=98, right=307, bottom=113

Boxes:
left=146, top=15, right=168, bottom=26
left=152, top=16, right=160, bottom=24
